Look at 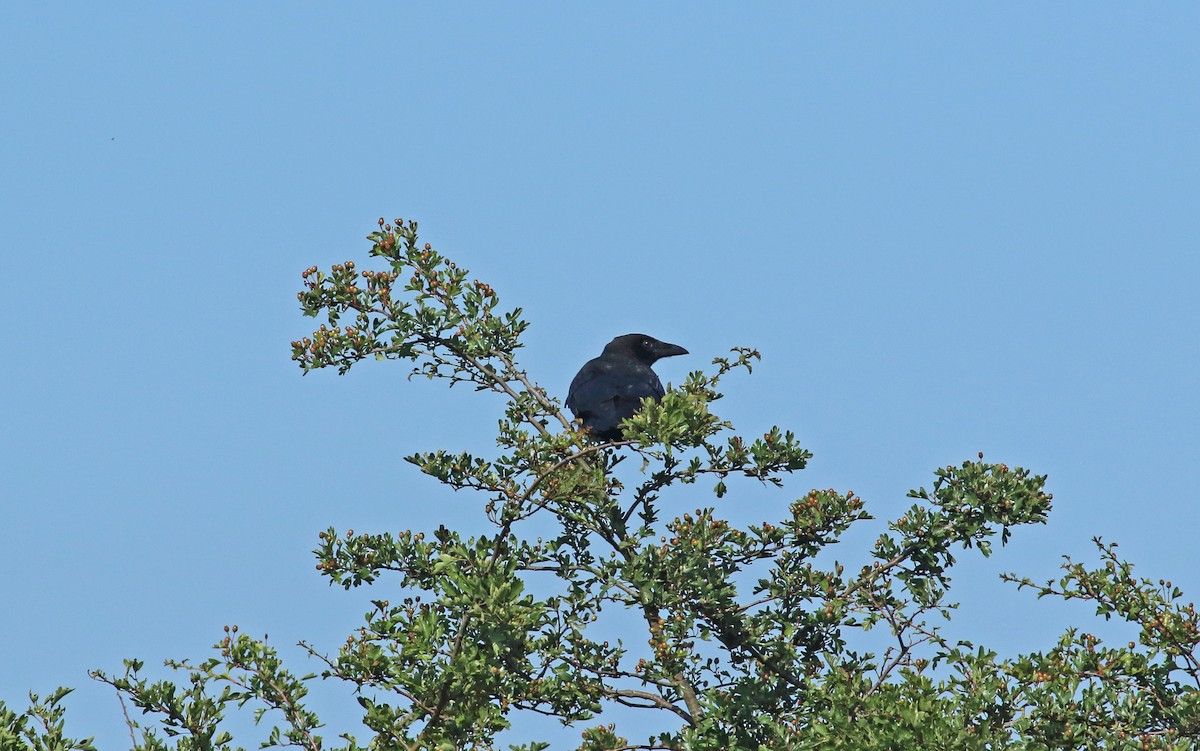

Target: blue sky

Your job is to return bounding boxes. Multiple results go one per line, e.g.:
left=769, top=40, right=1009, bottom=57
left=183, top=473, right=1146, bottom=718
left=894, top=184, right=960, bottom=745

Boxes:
left=3, top=3, right=1198, bottom=747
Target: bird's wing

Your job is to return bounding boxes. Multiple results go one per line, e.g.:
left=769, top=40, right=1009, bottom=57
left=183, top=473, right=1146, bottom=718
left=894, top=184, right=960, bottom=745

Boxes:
left=566, top=358, right=615, bottom=417
left=567, top=358, right=664, bottom=429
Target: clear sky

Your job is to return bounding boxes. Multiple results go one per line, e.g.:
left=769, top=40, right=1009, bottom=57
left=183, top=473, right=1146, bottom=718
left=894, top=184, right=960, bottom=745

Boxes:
left=3, top=3, right=1198, bottom=748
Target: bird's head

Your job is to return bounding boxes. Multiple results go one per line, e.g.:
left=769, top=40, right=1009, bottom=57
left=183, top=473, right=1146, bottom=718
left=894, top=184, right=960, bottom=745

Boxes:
left=604, top=333, right=689, bottom=364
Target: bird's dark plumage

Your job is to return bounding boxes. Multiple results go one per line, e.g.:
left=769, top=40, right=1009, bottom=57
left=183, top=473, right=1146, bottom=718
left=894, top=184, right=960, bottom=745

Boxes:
left=566, top=334, right=688, bottom=440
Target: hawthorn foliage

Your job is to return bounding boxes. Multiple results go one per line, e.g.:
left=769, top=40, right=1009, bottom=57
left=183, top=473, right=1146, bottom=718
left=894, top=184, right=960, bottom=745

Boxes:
left=7, top=218, right=1199, bottom=750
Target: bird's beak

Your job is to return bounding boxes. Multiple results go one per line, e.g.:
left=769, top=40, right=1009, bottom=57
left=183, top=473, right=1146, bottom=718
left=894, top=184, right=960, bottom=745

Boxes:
left=659, top=342, right=688, bottom=358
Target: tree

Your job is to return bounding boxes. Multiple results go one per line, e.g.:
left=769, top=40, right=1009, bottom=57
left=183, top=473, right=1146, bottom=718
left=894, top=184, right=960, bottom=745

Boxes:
left=8, top=218, right=1199, bottom=750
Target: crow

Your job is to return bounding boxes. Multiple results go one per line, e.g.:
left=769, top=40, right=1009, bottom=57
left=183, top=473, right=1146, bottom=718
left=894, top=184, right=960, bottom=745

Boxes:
left=566, top=334, right=689, bottom=440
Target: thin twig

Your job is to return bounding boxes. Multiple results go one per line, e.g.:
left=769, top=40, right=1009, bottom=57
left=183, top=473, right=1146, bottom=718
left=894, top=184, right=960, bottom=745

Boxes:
left=115, top=689, right=139, bottom=750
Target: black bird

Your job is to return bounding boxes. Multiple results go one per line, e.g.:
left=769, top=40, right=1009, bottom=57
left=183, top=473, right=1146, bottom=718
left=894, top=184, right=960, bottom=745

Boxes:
left=566, top=334, right=689, bottom=440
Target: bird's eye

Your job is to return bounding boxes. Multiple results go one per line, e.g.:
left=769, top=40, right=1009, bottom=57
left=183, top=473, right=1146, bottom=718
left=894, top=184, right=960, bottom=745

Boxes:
left=642, top=339, right=651, bottom=348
